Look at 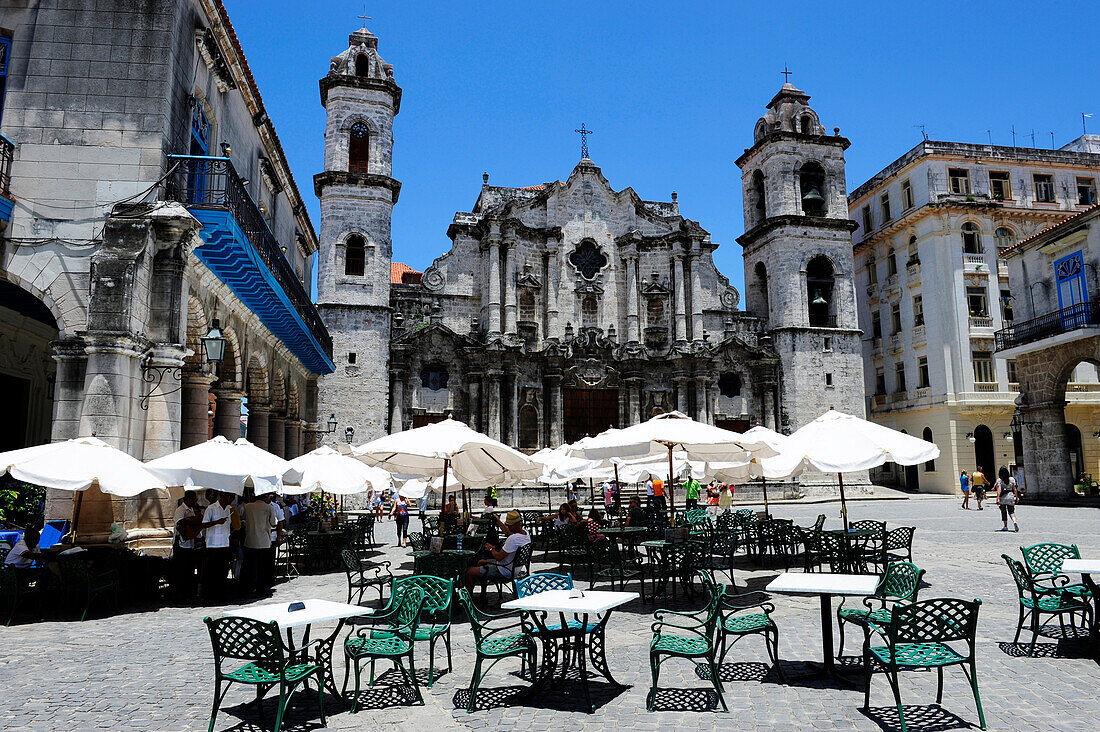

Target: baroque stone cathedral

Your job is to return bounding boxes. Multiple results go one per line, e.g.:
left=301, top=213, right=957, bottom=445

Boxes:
left=315, top=27, right=865, bottom=450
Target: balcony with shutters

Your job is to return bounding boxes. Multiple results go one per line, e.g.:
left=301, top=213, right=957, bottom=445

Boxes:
left=165, top=155, right=334, bottom=374
left=963, top=254, right=990, bottom=275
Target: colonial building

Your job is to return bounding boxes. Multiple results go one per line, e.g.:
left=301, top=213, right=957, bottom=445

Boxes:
left=998, top=202, right=1100, bottom=498
left=315, top=30, right=864, bottom=463
left=848, top=139, right=1100, bottom=493
left=0, top=1, right=332, bottom=544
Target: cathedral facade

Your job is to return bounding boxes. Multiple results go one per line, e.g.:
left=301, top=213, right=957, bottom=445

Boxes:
left=315, top=28, right=864, bottom=451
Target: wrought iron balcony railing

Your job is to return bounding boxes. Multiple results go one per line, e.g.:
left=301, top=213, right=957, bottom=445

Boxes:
left=165, top=155, right=331, bottom=360
left=0, top=134, right=14, bottom=196
left=995, top=299, right=1100, bottom=352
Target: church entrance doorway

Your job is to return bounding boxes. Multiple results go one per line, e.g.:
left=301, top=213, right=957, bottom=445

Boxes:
left=563, top=388, right=619, bottom=444
left=412, top=414, right=447, bottom=429
left=715, top=418, right=751, bottom=433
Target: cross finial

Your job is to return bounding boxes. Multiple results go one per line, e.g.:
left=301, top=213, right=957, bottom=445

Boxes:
left=575, top=123, right=594, bottom=160
left=781, top=65, right=792, bottom=83
left=357, top=2, right=371, bottom=23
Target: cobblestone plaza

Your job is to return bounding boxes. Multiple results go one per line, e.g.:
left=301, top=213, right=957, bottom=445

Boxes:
left=3, top=496, right=1099, bottom=731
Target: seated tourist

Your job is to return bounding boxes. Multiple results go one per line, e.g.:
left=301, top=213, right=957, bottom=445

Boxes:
left=624, top=497, right=646, bottom=528
left=4, top=527, right=43, bottom=568
left=464, top=510, right=530, bottom=592
left=553, top=503, right=575, bottom=528
left=583, top=509, right=607, bottom=543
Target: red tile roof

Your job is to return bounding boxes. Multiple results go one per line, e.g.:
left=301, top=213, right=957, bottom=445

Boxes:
left=1002, top=202, right=1100, bottom=255
left=391, top=262, right=422, bottom=284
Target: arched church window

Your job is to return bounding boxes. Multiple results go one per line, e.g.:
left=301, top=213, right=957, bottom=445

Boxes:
left=581, top=296, right=598, bottom=326
left=754, top=261, right=770, bottom=321
left=799, top=162, right=827, bottom=217
left=569, top=239, right=607, bottom=280
left=519, top=289, right=536, bottom=322
left=355, top=54, right=370, bottom=77
left=923, top=427, right=935, bottom=472
left=349, top=121, right=369, bottom=174
left=752, top=170, right=766, bottom=214
left=345, top=234, right=365, bottom=276
left=995, top=226, right=1016, bottom=252
left=961, top=222, right=982, bottom=254
left=718, top=372, right=742, bottom=398
left=806, top=255, right=835, bottom=327
left=800, top=116, right=813, bottom=135
left=518, top=405, right=539, bottom=449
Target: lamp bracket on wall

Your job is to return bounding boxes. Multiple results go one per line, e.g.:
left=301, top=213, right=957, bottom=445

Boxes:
left=139, top=360, right=184, bottom=411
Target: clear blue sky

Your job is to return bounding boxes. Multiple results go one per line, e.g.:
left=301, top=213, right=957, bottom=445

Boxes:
left=226, top=0, right=1096, bottom=296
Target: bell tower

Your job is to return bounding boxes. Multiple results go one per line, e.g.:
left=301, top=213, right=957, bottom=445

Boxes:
left=314, top=27, right=402, bottom=444
left=736, top=82, right=865, bottom=431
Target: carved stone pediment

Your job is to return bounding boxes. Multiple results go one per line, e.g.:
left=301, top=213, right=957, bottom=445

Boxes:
left=574, top=281, right=604, bottom=296
left=641, top=274, right=670, bottom=297
left=563, top=358, right=623, bottom=388
left=516, top=262, right=541, bottom=289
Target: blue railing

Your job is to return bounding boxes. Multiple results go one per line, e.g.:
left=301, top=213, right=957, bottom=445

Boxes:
left=995, top=300, right=1100, bottom=351
left=0, top=134, right=13, bottom=196
left=165, top=155, right=332, bottom=362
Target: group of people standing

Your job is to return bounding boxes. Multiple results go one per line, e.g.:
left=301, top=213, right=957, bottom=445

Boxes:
left=959, top=466, right=1021, bottom=531
left=172, top=488, right=289, bottom=603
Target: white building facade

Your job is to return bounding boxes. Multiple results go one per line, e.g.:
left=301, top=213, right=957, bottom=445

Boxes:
left=849, top=138, right=1100, bottom=493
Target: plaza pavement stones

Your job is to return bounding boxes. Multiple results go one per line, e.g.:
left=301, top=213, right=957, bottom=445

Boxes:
left=2, top=496, right=1099, bottom=730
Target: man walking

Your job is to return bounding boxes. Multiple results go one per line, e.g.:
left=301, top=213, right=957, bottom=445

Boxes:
left=684, top=476, right=701, bottom=511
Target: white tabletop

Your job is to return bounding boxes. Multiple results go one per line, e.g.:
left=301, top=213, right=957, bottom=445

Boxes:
left=501, top=589, right=638, bottom=615
left=222, top=598, right=372, bottom=628
left=766, top=572, right=880, bottom=597
left=1061, top=559, right=1100, bottom=574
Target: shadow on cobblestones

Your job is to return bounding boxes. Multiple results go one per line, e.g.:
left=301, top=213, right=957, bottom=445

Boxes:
left=215, top=693, right=326, bottom=732
left=646, top=687, right=724, bottom=712
left=997, top=639, right=1094, bottom=659
left=861, top=703, right=975, bottom=732
left=344, top=668, right=422, bottom=710
left=694, top=660, right=779, bottom=683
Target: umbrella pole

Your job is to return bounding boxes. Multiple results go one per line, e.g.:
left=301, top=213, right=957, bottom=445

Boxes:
left=838, top=472, right=849, bottom=532
left=667, top=445, right=675, bottom=525
left=613, top=464, right=621, bottom=515
left=589, top=478, right=595, bottom=511
left=547, top=483, right=551, bottom=513
left=70, top=487, right=85, bottom=544
left=441, top=458, right=449, bottom=512
left=762, top=476, right=770, bottom=519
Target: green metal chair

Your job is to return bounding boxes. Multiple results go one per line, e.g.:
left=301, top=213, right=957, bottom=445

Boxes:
left=203, top=615, right=325, bottom=732
left=863, top=597, right=985, bottom=732
left=390, top=575, right=453, bottom=687
left=647, top=577, right=727, bottom=712
left=590, top=539, right=646, bottom=602
left=1, top=565, right=41, bottom=626
left=837, top=561, right=926, bottom=657
left=1020, top=543, right=1090, bottom=597
left=58, top=555, right=118, bottom=621
left=1003, top=554, right=1092, bottom=656
left=698, top=569, right=784, bottom=682
left=885, top=526, right=916, bottom=563
left=341, top=549, right=393, bottom=606
left=407, top=532, right=430, bottom=552
left=343, top=586, right=427, bottom=711
left=481, top=542, right=533, bottom=604
left=455, top=588, right=537, bottom=713
left=850, top=519, right=888, bottom=572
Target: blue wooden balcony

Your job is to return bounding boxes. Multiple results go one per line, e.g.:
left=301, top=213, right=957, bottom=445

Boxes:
left=0, top=134, right=14, bottom=222
left=165, top=155, right=333, bottom=374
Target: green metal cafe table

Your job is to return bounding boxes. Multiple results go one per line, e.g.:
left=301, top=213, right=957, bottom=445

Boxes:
left=502, top=589, right=637, bottom=713
left=222, top=598, right=371, bottom=703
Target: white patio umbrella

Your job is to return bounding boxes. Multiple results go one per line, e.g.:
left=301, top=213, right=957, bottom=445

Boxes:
left=765, top=409, right=940, bottom=530
left=353, top=419, right=542, bottom=513
left=5, top=436, right=169, bottom=544
left=708, top=425, right=792, bottom=517
left=146, top=436, right=301, bottom=496
left=284, top=446, right=390, bottom=496
left=570, top=412, right=777, bottom=515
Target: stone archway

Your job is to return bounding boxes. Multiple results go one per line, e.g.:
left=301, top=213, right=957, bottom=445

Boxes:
left=0, top=278, right=59, bottom=450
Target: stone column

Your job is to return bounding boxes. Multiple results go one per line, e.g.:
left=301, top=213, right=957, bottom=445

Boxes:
left=673, top=254, right=687, bottom=343
left=772, top=386, right=781, bottom=432
left=181, top=372, right=214, bottom=448
left=690, top=252, right=705, bottom=340
left=503, top=239, right=517, bottom=334
left=695, top=377, right=708, bottom=423
left=247, top=405, right=271, bottom=450
left=675, top=376, right=689, bottom=414
left=284, top=419, right=302, bottom=459
left=625, top=255, right=640, bottom=343
left=268, top=415, right=286, bottom=458
left=212, top=389, right=244, bottom=440
left=468, top=376, right=481, bottom=432
left=508, top=375, right=519, bottom=446
left=486, top=372, right=502, bottom=441
left=547, top=375, right=563, bottom=446
left=627, top=378, right=642, bottom=425
left=546, top=240, right=560, bottom=339
left=79, top=334, right=145, bottom=452
left=51, top=339, right=88, bottom=443
left=141, top=345, right=189, bottom=460
left=389, top=372, right=405, bottom=433
left=1020, top=402, right=1073, bottom=498
left=487, top=239, right=502, bottom=334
